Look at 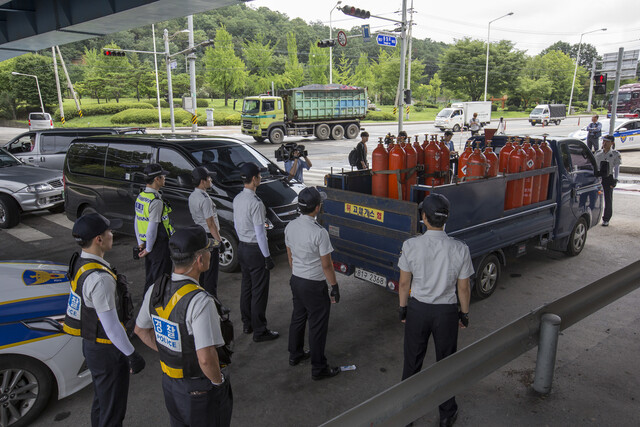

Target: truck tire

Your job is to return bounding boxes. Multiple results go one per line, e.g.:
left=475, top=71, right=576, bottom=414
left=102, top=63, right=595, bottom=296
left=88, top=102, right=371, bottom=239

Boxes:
left=219, top=228, right=239, bottom=273
left=531, top=122, right=536, bottom=126
left=268, top=128, right=284, bottom=144
left=315, top=124, right=330, bottom=140
left=472, top=254, right=501, bottom=299
left=253, top=136, right=265, bottom=143
left=0, top=194, right=20, bottom=229
left=565, top=217, right=587, bottom=256
left=452, top=124, right=461, bottom=132
left=543, top=120, right=548, bottom=126
left=345, top=123, right=360, bottom=139
left=330, top=125, right=345, bottom=140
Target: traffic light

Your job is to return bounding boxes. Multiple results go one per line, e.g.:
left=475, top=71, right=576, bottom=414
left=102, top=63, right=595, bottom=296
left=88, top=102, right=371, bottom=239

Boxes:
left=317, top=39, right=336, bottom=48
left=594, top=73, right=607, bottom=95
left=341, top=5, right=371, bottom=19
left=103, top=50, right=125, bottom=57
left=404, top=89, right=412, bottom=105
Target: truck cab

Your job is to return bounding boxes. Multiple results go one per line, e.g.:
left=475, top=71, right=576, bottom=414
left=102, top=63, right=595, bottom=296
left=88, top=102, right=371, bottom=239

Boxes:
left=241, top=96, right=285, bottom=143
left=607, top=83, right=640, bottom=115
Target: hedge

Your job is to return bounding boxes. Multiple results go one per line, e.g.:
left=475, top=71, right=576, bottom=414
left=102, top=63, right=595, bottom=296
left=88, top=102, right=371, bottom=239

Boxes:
left=181, top=112, right=241, bottom=126
left=365, top=111, right=396, bottom=121
left=197, top=99, right=209, bottom=108
left=54, top=102, right=153, bottom=121
left=111, top=108, right=242, bottom=126
left=143, top=99, right=170, bottom=108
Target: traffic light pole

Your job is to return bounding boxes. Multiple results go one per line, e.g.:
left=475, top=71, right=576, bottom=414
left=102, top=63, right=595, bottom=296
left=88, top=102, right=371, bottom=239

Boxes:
left=587, top=58, right=596, bottom=113
left=397, top=0, right=407, bottom=134
left=609, top=47, right=624, bottom=136
left=164, top=29, right=176, bottom=132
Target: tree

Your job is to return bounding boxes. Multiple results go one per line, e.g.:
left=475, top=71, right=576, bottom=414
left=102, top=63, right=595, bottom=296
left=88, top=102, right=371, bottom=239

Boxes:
left=93, top=43, right=134, bottom=102
left=526, top=50, right=589, bottom=103
left=11, top=54, right=58, bottom=110
left=307, top=42, right=329, bottom=84
left=542, top=41, right=599, bottom=69
left=284, top=32, right=305, bottom=88
left=352, top=52, right=374, bottom=91
left=127, top=53, right=152, bottom=101
left=244, top=34, right=276, bottom=94
left=513, top=76, right=553, bottom=109
left=204, top=25, right=247, bottom=106
left=371, top=47, right=425, bottom=104
left=0, top=57, right=19, bottom=119
left=332, top=53, right=352, bottom=85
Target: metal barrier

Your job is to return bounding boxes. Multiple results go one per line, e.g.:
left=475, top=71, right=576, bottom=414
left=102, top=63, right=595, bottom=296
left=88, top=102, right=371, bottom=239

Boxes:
left=321, top=260, right=640, bottom=427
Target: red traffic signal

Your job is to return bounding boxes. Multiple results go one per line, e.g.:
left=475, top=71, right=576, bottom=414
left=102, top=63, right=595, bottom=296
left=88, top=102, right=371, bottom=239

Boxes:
left=341, top=5, right=370, bottom=19
left=594, top=73, right=607, bottom=95
left=103, top=50, right=125, bottom=57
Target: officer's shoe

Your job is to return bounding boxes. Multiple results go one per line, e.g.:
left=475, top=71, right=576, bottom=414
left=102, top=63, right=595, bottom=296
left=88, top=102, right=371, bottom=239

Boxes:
left=253, top=330, right=279, bottom=342
left=439, top=410, right=458, bottom=427
left=289, top=350, right=311, bottom=366
left=243, top=326, right=253, bottom=334
left=602, top=220, right=609, bottom=226
left=312, top=366, right=340, bottom=381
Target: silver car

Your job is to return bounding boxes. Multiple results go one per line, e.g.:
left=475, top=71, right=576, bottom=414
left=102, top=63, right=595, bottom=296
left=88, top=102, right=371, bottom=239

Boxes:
left=0, top=148, right=64, bottom=228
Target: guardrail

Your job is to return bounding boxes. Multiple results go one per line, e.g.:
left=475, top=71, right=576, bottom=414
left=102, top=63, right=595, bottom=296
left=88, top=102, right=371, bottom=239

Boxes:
left=321, top=260, right=640, bottom=427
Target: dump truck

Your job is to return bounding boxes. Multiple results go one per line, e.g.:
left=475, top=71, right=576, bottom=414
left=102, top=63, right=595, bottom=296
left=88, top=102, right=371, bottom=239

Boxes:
left=318, top=135, right=602, bottom=299
left=241, top=84, right=368, bottom=144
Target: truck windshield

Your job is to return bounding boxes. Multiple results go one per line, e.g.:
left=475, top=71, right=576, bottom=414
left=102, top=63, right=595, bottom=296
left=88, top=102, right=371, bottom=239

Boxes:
left=531, top=108, right=544, bottom=114
left=189, top=145, right=271, bottom=184
left=243, top=100, right=260, bottom=114
left=437, top=108, right=453, bottom=118
left=0, top=148, right=21, bottom=167
left=609, top=93, right=632, bottom=103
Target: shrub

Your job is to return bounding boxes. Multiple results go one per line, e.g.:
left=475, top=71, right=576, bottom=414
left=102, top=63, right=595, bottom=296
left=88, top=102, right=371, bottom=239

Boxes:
left=365, top=111, right=396, bottom=121
left=491, top=103, right=498, bottom=112
left=55, top=102, right=153, bottom=121
left=110, top=108, right=191, bottom=125
left=143, top=99, right=170, bottom=108
left=197, top=99, right=209, bottom=108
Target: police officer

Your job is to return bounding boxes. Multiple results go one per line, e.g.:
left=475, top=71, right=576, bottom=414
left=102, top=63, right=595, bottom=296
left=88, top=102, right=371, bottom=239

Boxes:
left=134, top=226, right=232, bottom=427
left=285, top=187, right=341, bottom=380
left=233, top=162, right=279, bottom=342
left=135, top=163, right=175, bottom=293
left=595, top=134, right=622, bottom=226
left=63, top=213, right=145, bottom=427
left=189, top=166, right=223, bottom=297
left=397, top=194, right=473, bottom=427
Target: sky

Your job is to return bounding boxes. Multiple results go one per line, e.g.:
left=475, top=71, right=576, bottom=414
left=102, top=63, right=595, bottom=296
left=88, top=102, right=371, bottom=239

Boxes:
left=249, top=0, right=640, bottom=57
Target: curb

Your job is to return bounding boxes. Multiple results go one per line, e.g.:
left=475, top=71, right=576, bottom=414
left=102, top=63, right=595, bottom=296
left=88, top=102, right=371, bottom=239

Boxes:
left=620, top=166, right=640, bottom=175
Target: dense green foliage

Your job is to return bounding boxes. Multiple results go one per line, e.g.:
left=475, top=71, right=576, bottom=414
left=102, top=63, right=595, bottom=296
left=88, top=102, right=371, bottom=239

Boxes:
left=54, top=102, right=153, bottom=121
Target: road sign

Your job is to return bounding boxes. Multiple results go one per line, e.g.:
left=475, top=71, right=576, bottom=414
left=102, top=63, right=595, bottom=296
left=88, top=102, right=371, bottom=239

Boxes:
left=362, top=25, right=370, bottom=42
left=600, top=49, right=639, bottom=80
left=376, top=34, right=397, bottom=47
left=170, top=60, right=177, bottom=70
left=337, top=31, right=347, bottom=47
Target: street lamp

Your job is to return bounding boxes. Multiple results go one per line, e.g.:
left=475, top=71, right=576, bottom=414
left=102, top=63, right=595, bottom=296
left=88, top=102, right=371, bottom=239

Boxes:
left=329, top=0, right=342, bottom=84
left=483, top=12, right=513, bottom=102
left=568, top=27, right=607, bottom=115
left=12, top=71, right=45, bottom=113
left=163, top=28, right=191, bottom=132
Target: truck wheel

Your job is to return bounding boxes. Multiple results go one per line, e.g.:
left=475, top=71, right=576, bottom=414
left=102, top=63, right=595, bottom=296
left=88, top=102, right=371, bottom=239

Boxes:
left=452, top=124, right=461, bottom=132
left=253, top=136, right=265, bottom=143
left=565, top=217, right=587, bottom=256
left=0, top=194, right=20, bottom=229
left=268, top=128, right=284, bottom=144
left=345, top=123, right=360, bottom=139
left=472, top=254, right=501, bottom=299
left=315, top=124, right=330, bottom=140
left=219, top=229, right=239, bottom=273
left=543, top=120, right=548, bottom=126
left=330, top=125, right=345, bottom=140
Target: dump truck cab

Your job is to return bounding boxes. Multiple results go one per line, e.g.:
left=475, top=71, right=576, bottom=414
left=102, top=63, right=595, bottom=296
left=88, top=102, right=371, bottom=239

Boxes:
left=241, top=96, right=285, bottom=143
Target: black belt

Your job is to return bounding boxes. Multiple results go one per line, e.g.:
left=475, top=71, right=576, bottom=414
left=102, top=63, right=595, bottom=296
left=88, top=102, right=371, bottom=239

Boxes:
left=239, top=242, right=259, bottom=247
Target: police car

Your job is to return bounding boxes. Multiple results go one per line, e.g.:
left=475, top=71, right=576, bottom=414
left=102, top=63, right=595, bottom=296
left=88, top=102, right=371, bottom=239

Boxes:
left=568, top=118, right=640, bottom=151
left=0, top=261, right=91, bottom=427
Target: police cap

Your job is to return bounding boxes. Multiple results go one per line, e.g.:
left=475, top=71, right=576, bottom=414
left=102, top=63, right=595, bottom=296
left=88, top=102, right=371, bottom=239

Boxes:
left=418, top=193, right=450, bottom=219
left=239, top=162, right=266, bottom=180
left=298, top=187, right=327, bottom=210
left=602, top=134, right=614, bottom=142
left=144, top=163, right=169, bottom=178
left=192, top=166, right=216, bottom=183
left=72, top=213, right=122, bottom=242
left=169, top=226, right=214, bottom=255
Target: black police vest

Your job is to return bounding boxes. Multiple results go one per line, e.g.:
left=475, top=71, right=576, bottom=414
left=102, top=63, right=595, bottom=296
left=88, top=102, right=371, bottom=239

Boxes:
left=149, top=277, right=206, bottom=379
left=62, top=253, right=126, bottom=344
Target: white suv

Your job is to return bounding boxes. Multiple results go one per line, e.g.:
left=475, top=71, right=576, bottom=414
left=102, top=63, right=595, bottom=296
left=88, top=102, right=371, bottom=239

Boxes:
left=28, top=112, right=54, bottom=130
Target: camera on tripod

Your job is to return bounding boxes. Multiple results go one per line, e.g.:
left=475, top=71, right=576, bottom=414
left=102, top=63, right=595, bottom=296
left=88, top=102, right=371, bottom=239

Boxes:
left=275, top=142, right=307, bottom=162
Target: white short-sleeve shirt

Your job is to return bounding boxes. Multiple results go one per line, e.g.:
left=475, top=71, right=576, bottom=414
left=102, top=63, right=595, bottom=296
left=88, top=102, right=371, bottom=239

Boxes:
left=232, top=188, right=266, bottom=243
left=285, top=214, right=334, bottom=281
left=189, top=188, right=220, bottom=232
left=81, top=252, right=117, bottom=314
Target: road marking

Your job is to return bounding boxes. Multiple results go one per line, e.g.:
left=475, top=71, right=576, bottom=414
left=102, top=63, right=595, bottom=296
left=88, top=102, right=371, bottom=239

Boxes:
left=4, top=223, right=51, bottom=242
left=41, top=213, right=73, bottom=229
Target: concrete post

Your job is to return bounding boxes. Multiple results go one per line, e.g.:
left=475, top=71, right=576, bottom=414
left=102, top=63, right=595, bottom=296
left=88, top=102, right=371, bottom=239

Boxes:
left=188, top=15, right=197, bottom=132
left=52, top=47, right=64, bottom=123
left=164, top=29, right=175, bottom=132
left=533, top=313, right=562, bottom=394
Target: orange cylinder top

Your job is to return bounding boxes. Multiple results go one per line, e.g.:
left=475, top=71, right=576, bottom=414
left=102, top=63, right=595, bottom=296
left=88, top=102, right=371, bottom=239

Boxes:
left=484, top=147, right=499, bottom=177
left=458, top=146, right=473, bottom=179
left=499, top=142, right=514, bottom=173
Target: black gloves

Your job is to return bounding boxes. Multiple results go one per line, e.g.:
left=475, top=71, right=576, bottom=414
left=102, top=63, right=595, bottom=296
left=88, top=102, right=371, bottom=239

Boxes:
left=458, top=311, right=469, bottom=327
left=330, top=284, right=340, bottom=303
left=398, top=306, right=407, bottom=321
left=612, top=179, right=618, bottom=188
left=128, top=351, right=146, bottom=374
left=265, top=256, right=275, bottom=270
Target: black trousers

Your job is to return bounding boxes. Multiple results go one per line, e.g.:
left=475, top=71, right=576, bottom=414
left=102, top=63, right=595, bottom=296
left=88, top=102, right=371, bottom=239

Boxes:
left=82, top=340, right=130, bottom=427
left=144, top=236, right=172, bottom=294
left=602, top=175, right=615, bottom=222
left=288, top=275, right=331, bottom=376
left=402, top=298, right=459, bottom=420
left=238, top=242, right=270, bottom=336
left=587, top=137, right=599, bottom=152
left=161, top=371, right=233, bottom=427
left=200, top=240, right=220, bottom=298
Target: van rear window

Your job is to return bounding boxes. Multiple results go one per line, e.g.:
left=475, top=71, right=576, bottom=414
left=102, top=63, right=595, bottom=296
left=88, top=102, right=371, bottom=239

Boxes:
left=29, top=113, right=49, bottom=120
left=67, top=143, right=107, bottom=176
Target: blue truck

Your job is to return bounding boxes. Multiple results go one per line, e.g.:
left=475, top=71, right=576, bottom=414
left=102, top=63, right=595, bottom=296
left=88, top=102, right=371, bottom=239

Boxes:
left=319, top=137, right=603, bottom=298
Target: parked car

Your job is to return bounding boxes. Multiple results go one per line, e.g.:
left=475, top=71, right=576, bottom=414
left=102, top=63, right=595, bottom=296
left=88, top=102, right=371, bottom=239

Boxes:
left=28, top=112, right=54, bottom=130
left=0, top=261, right=92, bottom=427
left=0, top=148, right=64, bottom=229
left=63, top=134, right=304, bottom=272
left=3, top=127, right=146, bottom=170
left=568, top=118, right=640, bottom=151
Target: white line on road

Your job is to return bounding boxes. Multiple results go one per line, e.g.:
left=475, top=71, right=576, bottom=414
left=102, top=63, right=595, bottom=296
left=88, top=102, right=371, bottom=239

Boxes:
left=41, top=213, right=74, bottom=229
left=4, top=223, right=51, bottom=242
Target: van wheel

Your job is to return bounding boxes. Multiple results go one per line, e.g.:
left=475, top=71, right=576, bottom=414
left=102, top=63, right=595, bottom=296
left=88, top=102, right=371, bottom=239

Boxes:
left=315, top=124, right=330, bottom=140
left=0, top=194, right=20, bottom=229
left=219, top=229, right=239, bottom=273
left=268, top=128, right=284, bottom=144
left=565, top=217, right=587, bottom=256
left=472, top=254, right=501, bottom=299
left=330, top=125, right=345, bottom=140
left=452, top=124, right=461, bottom=132
left=345, top=123, right=360, bottom=139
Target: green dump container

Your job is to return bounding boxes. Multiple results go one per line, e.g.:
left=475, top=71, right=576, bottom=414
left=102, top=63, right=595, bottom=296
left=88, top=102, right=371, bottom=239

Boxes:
left=281, top=84, right=368, bottom=122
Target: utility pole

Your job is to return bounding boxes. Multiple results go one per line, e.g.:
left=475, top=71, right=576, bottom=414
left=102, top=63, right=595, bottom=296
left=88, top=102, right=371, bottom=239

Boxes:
left=56, top=46, right=81, bottom=116
left=405, top=0, right=414, bottom=121
left=609, top=47, right=624, bottom=136
left=587, top=58, right=596, bottom=113
left=397, top=0, right=408, bottom=134
left=152, top=24, right=162, bottom=128
left=51, top=47, right=64, bottom=124
left=164, top=29, right=176, bottom=132
left=188, top=15, right=198, bottom=132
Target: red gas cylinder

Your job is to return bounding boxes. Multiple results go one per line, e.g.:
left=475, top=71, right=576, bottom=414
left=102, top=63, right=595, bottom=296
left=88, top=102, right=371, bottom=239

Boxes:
left=438, top=139, right=451, bottom=184
left=372, top=141, right=389, bottom=198
left=531, top=143, right=544, bottom=203
left=403, top=143, right=417, bottom=200
left=521, top=142, right=537, bottom=205
left=505, top=145, right=526, bottom=210
left=423, top=139, right=442, bottom=186
left=499, top=141, right=514, bottom=173
left=484, top=147, right=499, bottom=177
left=388, top=143, right=406, bottom=200
left=466, top=148, right=488, bottom=181
left=457, top=146, right=473, bottom=180
left=538, top=140, right=553, bottom=201
left=387, top=138, right=395, bottom=153
left=412, top=137, right=425, bottom=184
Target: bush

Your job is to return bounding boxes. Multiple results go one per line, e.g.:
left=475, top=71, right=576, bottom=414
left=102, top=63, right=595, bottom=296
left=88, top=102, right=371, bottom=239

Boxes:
left=491, top=103, right=498, bottom=112
left=110, top=108, right=191, bottom=125
left=55, top=102, right=153, bottom=121
left=143, top=99, right=170, bottom=108
left=365, top=111, right=396, bottom=121
left=197, top=99, right=209, bottom=108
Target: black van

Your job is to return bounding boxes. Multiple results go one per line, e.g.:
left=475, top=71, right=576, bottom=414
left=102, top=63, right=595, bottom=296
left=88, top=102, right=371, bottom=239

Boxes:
left=63, top=134, right=304, bottom=272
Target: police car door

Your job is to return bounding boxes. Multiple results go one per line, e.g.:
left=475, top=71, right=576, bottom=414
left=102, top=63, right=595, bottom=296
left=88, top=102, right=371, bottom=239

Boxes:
left=559, top=140, right=602, bottom=225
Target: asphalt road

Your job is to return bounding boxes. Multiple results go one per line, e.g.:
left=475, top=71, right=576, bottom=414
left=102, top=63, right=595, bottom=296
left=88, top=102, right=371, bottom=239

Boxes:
left=1, top=122, right=639, bottom=426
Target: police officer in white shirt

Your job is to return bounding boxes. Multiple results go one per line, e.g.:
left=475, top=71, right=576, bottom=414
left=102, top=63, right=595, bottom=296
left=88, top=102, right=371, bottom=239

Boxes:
left=189, top=166, right=223, bottom=297
left=285, top=187, right=341, bottom=380
left=594, top=135, right=622, bottom=226
left=232, top=162, right=279, bottom=342
left=397, top=194, right=473, bottom=427
left=134, top=226, right=232, bottom=427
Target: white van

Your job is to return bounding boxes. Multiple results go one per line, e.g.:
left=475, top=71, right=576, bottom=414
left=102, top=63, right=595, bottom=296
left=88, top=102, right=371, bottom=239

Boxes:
left=28, top=112, right=54, bottom=130
left=434, top=101, right=492, bottom=132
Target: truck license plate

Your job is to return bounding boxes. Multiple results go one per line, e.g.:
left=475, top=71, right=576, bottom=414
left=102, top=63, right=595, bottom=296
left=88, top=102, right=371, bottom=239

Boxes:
left=354, top=268, right=386, bottom=287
